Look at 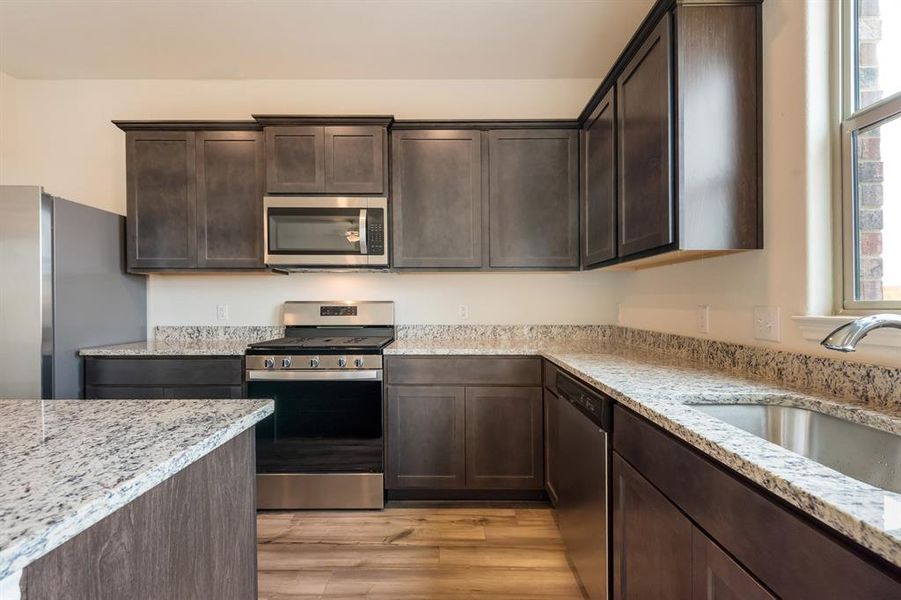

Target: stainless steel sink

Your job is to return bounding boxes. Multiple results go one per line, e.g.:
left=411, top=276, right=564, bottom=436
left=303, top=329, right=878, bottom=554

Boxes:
left=690, top=403, right=901, bottom=494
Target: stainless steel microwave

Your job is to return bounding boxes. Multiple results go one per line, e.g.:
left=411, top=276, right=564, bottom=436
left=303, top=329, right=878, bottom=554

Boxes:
left=263, top=197, right=388, bottom=267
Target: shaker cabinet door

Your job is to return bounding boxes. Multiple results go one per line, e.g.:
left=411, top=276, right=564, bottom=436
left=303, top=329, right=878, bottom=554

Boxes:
left=391, top=130, right=484, bottom=268
left=386, top=385, right=466, bottom=489
left=488, top=129, right=579, bottom=269
left=617, top=12, right=675, bottom=258
left=126, top=131, right=197, bottom=269
left=464, top=386, right=544, bottom=490
left=692, top=529, right=775, bottom=600
left=264, top=126, right=325, bottom=193
left=582, top=89, right=618, bottom=268
left=196, top=130, right=264, bottom=268
left=612, top=452, right=692, bottom=600
left=324, top=126, right=385, bottom=194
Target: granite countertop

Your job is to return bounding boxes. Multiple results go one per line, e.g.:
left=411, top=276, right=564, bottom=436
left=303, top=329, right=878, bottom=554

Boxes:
left=386, top=338, right=901, bottom=567
left=79, top=339, right=252, bottom=356
left=0, top=398, right=273, bottom=580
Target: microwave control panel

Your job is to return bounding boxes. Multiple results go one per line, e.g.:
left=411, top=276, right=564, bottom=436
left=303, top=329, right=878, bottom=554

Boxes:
left=368, top=208, right=385, bottom=255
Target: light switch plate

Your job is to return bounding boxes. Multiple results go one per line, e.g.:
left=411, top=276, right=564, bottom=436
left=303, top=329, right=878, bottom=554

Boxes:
left=753, top=306, right=781, bottom=342
left=696, top=305, right=710, bottom=334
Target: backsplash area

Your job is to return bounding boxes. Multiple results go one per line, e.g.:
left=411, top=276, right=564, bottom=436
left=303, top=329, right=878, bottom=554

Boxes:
left=152, top=324, right=900, bottom=407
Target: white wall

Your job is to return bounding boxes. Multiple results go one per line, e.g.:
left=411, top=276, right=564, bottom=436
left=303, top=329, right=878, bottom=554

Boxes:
left=2, top=1, right=898, bottom=367
left=148, top=271, right=622, bottom=326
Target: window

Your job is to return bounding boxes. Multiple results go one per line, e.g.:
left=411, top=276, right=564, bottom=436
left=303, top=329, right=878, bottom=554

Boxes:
left=840, top=0, right=901, bottom=310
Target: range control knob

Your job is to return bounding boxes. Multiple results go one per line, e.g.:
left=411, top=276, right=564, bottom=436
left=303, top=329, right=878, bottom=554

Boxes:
left=263, top=357, right=275, bottom=369
left=310, top=356, right=321, bottom=368
left=354, top=357, right=365, bottom=368
left=281, top=357, right=292, bottom=369
left=337, top=356, right=347, bottom=368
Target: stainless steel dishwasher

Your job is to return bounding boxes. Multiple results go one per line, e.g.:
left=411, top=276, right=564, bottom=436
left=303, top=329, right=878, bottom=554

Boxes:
left=555, top=371, right=613, bottom=600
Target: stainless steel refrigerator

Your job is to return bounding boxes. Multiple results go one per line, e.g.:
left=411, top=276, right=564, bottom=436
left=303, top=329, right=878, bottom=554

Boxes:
left=0, top=185, right=147, bottom=398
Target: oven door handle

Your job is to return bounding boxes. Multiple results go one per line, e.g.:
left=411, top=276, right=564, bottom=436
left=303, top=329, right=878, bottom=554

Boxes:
left=359, top=209, right=368, bottom=255
left=246, top=369, right=383, bottom=382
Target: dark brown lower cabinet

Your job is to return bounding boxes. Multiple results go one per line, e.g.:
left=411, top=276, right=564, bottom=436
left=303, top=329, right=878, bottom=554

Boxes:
left=386, top=383, right=543, bottom=493
left=385, top=356, right=544, bottom=495
left=613, top=452, right=774, bottom=600
left=614, top=405, right=901, bottom=599
left=612, top=452, right=692, bottom=600
left=21, top=429, right=257, bottom=600
left=543, top=388, right=560, bottom=504
left=84, top=356, right=244, bottom=399
left=386, top=385, right=466, bottom=489
left=691, top=528, right=775, bottom=600
left=465, top=386, right=543, bottom=489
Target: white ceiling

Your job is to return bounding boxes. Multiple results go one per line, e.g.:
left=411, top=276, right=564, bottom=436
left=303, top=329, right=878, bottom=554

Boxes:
left=0, top=0, right=654, bottom=80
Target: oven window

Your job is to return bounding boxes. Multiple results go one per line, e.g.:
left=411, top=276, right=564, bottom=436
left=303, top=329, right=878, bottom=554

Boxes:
left=250, top=379, right=383, bottom=474
left=268, top=208, right=362, bottom=254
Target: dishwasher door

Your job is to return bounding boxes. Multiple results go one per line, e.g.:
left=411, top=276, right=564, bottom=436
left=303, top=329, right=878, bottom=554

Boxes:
left=556, top=376, right=610, bottom=600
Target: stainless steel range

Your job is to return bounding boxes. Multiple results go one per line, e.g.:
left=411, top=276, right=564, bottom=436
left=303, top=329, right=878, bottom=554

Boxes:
left=246, top=301, right=394, bottom=509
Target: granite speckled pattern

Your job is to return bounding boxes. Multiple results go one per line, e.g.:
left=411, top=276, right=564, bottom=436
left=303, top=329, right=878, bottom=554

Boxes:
left=395, top=324, right=611, bottom=341
left=608, top=326, right=901, bottom=408
left=0, top=398, right=273, bottom=580
left=79, top=339, right=253, bottom=356
left=155, top=325, right=284, bottom=342
left=386, top=336, right=901, bottom=567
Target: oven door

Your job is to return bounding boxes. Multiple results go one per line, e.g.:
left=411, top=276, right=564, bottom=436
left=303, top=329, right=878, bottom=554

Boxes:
left=264, top=197, right=387, bottom=266
left=247, top=369, right=385, bottom=509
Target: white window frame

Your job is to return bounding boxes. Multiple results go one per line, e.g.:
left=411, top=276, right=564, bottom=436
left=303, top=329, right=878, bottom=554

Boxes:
left=839, top=0, right=901, bottom=313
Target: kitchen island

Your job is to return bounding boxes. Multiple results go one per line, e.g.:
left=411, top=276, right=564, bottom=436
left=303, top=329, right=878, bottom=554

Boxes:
left=0, top=398, right=272, bottom=600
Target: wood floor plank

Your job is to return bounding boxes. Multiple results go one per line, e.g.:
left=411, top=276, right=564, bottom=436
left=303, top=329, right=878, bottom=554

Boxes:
left=257, top=507, right=586, bottom=599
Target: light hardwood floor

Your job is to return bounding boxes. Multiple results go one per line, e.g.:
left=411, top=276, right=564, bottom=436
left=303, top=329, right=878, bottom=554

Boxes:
left=257, top=507, right=587, bottom=599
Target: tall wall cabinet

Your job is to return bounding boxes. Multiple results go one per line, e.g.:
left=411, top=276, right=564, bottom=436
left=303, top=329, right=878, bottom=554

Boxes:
left=581, top=0, right=762, bottom=270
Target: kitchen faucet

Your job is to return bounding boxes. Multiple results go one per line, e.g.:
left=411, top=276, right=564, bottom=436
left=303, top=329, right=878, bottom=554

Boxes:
left=820, top=314, right=901, bottom=352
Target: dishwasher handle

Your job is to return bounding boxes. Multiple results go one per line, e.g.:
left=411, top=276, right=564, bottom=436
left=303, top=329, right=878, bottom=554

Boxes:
left=556, top=371, right=613, bottom=432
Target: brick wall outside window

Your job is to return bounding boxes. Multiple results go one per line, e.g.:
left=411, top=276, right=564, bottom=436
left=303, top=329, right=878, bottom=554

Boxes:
left=857, top=0, right=885, bottom=300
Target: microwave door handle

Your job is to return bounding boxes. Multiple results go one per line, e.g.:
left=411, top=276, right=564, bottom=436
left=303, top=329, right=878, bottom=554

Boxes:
left=359, top=209, right=368, bottom=254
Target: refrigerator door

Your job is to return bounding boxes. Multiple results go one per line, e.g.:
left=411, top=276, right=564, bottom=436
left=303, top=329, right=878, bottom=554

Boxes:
left=51, top=196, right=146, bottom=398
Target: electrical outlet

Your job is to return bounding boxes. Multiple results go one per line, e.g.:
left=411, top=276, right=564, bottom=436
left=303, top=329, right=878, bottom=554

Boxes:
left=617, top=303, right=623, bottom=325
left=458, top=304, right=469, bottom=320
left=216, top=304, right=229, bottom=321
left=753, top=306, right=781, bottom=342
left=696, top=305, right=710, bottom=334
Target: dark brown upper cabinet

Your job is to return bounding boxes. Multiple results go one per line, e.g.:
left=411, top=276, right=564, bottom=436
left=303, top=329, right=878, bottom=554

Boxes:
left=617, top=13, right=675, bottom=258
left=125, top=130, right=197, bottom=270
left=391, top=129, right=484, bottom=268
left=488, top=129, right=579, bottom=269
left=579, top=0, right=763, bottom=270
left=324, top=126, right=386, bottom=193
left=264, top=126, right=325, bottom=193
left=256, top=116, right=390, bottom=195
left=196, top=130, right=264, bottom=269
left=581, top=89, right=618, bottom=269
left=117, top=122, right=264, bottom=272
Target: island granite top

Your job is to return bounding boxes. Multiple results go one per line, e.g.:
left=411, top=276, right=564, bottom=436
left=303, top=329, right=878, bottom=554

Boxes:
left=0, top=398, right=273, bottom=580
left=386, top=338, right=901, bottom=568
